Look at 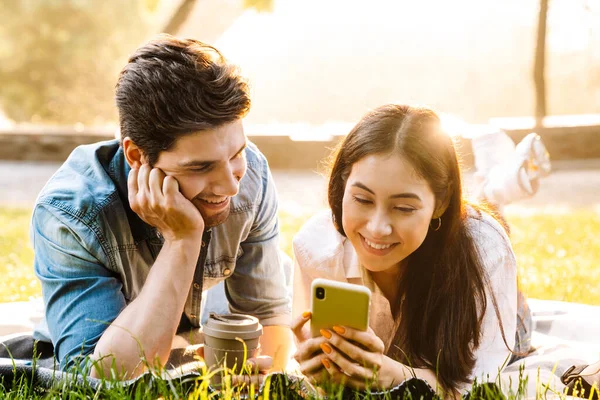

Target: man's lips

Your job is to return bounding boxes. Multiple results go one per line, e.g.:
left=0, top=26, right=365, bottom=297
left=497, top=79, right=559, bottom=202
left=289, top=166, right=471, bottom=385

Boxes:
left=195, top=197, right=230, bottom=211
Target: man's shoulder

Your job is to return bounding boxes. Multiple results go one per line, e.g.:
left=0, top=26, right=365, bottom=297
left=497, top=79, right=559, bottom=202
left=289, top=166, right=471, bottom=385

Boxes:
left=245, top=141, right=268, bottom=169
left=230, top=141, right=271, bottom=213
left=35, top=140, right=122, bottom=223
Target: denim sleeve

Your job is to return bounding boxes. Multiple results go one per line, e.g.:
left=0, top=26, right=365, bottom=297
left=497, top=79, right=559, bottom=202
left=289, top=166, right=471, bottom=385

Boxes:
left=31, top=204, right=126, bottom=371
left=224, top=162, right=292, bottom=327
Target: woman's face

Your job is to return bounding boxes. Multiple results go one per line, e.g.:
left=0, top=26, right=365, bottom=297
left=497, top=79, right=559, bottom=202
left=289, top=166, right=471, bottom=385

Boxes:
left=341, top=153, right=437, bottom=274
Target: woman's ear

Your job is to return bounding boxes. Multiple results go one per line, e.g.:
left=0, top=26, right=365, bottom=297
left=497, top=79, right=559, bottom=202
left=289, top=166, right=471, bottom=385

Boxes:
left=122, top=137, right=145, bottom=168
left=432, top=196, right=451, bottom=220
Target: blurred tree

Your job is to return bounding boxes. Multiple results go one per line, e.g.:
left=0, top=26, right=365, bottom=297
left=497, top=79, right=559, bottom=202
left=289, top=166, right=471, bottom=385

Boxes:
left=161, top=0, right=199, bottom=35
left=0, top=0, right=154, bottom=125
left=534, top=0, right=548, bottom=127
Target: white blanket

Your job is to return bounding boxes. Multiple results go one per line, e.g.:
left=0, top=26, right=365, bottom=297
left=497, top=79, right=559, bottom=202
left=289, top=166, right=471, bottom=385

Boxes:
left=500, top=299, right=600, bottom=399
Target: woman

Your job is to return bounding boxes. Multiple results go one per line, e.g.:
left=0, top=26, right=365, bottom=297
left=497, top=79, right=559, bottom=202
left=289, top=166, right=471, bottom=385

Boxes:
left=291, top=104, right=517, bottom=398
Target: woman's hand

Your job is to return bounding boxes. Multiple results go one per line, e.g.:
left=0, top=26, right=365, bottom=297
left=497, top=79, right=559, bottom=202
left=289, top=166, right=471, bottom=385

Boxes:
left=319, top=325, right=408, bottom=390
left=291, top=311, right=330, bottom=383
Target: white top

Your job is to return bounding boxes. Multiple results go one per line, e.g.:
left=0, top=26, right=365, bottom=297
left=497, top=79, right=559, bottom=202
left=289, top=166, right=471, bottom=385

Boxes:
left=292, top=209, right=517, bottom=388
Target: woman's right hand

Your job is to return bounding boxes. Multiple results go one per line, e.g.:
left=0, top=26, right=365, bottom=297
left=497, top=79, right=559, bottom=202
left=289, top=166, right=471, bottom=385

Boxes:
left=291, top=311, right=329, bottom=383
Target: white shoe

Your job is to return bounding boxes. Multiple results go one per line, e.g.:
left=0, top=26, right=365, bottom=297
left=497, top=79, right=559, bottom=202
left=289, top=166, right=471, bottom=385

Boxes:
left=515, top=132, right=552, bottom=181
left=477, top=133, right=551, bottom=207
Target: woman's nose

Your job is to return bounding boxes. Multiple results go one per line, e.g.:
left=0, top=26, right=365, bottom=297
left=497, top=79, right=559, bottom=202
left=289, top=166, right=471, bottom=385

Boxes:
left=366, top=211, right=393, bottom=238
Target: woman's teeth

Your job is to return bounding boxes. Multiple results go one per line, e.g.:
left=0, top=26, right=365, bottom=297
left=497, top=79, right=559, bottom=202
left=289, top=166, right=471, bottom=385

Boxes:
left=364, top=238, right=393, bottom=250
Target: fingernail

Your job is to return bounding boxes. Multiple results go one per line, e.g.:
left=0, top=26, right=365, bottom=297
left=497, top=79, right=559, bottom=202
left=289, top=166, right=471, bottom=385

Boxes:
left=332, top=326, right=345, bottom=335
left=320, top=329, right=332, bottom=339
left=322, top=359, right=331, bottom=369
left=320, top=343, right=332, bottom=354
left=302, top=311, right=311, bottom=319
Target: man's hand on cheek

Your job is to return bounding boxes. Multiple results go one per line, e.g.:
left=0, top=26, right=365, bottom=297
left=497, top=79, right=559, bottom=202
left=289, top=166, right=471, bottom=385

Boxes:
left=128, top=164, right=205, bottom=241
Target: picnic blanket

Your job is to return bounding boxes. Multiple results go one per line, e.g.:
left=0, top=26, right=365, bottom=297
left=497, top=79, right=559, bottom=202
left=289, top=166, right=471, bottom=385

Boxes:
left=1, top=299, right=599, bottom=398
left=499, top=299, right=600, bottom=398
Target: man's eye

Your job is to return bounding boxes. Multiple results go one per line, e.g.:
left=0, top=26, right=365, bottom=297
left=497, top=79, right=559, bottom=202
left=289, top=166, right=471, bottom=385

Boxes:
left=190, top=166, right=210, bottom=173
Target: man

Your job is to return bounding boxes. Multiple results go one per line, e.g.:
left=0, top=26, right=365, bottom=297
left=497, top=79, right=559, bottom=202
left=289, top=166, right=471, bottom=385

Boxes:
left=30, top=35, right=293, bottom=379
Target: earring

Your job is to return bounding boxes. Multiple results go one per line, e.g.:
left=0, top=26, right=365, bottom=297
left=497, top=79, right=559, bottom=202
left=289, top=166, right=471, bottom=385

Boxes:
left=431, top=217, right=442, bottom=231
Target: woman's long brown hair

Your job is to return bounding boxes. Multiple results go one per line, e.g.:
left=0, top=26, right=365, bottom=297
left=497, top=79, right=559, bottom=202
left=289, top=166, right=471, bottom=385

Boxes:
left=327, top=104, right=509, bottom=391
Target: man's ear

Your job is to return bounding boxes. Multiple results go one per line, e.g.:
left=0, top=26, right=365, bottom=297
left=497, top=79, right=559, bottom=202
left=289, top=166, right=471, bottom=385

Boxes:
left=122, top=137, right=145, bottom=168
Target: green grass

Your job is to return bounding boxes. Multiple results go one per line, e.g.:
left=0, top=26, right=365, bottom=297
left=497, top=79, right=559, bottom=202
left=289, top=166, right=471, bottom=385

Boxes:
left=0, top=353, right=552, bottom=399
left=1, top=207, right=600, bottom=305
left=507, top=208, right=600, bottom=305
left=0, top=208, right=38, bottom=303
left=2, top=207, right=598, bottom=398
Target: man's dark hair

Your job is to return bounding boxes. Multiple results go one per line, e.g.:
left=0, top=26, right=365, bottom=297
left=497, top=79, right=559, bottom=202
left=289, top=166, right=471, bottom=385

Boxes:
left=116, top=34, right=251, bottom=165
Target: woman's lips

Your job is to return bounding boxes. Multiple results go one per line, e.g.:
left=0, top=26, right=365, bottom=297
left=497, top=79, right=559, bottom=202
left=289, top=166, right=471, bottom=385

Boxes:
left=359, top=234, right=398, bottom=256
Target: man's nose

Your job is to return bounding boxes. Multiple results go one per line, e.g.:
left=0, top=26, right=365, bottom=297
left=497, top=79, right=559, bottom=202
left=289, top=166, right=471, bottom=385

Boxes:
left=213, top=163, right=242, bottom=197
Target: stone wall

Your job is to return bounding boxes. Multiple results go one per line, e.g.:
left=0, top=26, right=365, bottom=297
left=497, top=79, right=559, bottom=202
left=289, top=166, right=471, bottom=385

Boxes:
left=1, top=125, right=598, bottom=170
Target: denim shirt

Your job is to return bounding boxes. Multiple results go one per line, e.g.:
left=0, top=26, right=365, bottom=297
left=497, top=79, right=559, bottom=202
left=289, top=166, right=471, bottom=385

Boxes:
left=31, top=139, right=291, bottom=370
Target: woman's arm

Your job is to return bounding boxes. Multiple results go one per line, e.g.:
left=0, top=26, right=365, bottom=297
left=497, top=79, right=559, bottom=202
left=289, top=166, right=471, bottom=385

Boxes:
left=470, top=218, right=518, bottom=382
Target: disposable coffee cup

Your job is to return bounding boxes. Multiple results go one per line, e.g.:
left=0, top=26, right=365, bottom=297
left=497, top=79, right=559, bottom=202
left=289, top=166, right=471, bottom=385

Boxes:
left=203, top=313, right=263, bottom=382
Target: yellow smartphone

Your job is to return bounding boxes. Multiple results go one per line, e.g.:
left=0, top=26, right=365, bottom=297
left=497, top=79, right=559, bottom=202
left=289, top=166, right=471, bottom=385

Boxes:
left=310, top=278, right=371, bottom=337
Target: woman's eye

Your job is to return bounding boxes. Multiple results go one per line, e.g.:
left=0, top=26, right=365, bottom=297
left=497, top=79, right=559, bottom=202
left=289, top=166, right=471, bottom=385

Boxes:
left=395, top=207, right=415, bottom=213
left=352, top=196, right=372, bottom=205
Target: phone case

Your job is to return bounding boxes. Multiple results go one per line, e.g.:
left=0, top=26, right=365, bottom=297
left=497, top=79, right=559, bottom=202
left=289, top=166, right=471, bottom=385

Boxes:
left=310, top=278, right=371, bottom=337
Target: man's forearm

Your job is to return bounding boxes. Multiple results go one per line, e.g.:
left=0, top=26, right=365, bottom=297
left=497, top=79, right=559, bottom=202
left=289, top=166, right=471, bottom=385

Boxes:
left=91, top=237, right=201, bottom=379
left=259, top=325, right=293, bottom=371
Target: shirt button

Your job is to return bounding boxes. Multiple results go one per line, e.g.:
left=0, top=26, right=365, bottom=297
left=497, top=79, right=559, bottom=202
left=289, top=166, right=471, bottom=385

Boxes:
left=193, top=283, right=200, bottom=289
left=190, top=314, right=197, bottom=319
left=223, top=268, right=231, bottom=276
left=201, top=241, right=205, bottom=247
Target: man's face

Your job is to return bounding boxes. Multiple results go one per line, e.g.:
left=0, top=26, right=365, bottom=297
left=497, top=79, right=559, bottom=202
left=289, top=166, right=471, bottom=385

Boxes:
left=152, top=120, right=247, bottom=227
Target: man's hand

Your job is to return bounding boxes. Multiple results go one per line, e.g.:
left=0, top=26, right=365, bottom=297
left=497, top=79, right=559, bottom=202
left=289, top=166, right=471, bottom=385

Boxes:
left=128, top=164, right=204, bottom=241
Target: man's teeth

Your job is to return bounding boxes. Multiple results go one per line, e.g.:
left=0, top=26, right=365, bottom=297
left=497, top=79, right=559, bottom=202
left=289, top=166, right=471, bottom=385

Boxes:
left=203, top=198, right=227, bottom=204
left=364, top=238, right=393, bottom=250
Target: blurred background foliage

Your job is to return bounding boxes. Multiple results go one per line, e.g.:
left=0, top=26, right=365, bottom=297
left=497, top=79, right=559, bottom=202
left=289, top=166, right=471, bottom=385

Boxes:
left=0, top=0, right=598, bottom=127
left=0, top=0, right=274, bottom=126
left=0, top=1, right=155, bottom=125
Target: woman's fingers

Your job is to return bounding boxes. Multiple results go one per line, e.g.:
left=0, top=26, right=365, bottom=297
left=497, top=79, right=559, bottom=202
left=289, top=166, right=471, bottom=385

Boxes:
left=293, top=336, right=327, bottom=363
left=291, top=311, right=311, bottom=342
left=322, top=329, right=383, bottom=370
left=320, top=342, right=375, bottom=381
left=333, top=325, right=385, bottom=353
left=298, top=351, right=328, bottom=375
left=320, top=358, right=368, bottom=390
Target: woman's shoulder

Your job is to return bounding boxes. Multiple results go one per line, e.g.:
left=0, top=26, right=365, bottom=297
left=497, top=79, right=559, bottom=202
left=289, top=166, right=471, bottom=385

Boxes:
left=464, top=206, right=516, bottom=276
left=465, top=206, right=509, bottom=243
left=292, top=210, right=347, bottom=273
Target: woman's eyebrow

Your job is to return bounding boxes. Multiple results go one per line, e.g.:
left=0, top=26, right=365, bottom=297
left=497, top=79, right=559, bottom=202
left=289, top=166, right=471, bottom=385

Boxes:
left=352, top=181, right=422, bottom=201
